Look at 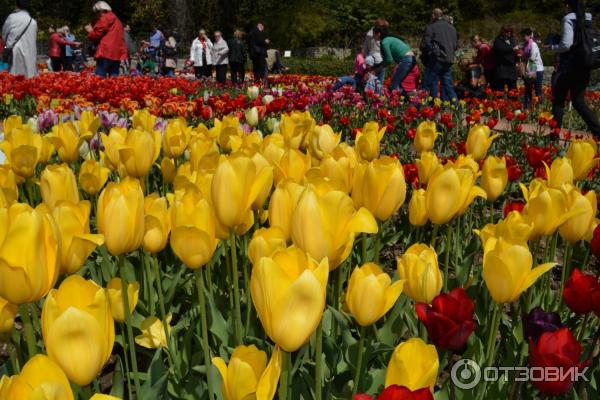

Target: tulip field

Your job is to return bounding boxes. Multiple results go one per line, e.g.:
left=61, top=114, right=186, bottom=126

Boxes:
left=0, top=71, right=599, bottom=400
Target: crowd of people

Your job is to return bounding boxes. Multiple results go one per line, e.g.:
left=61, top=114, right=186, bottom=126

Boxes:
left=1, top=0, right=599, bottom=136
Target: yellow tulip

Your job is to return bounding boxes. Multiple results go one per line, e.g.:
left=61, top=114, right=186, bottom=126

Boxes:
left=77, top=110, right=100, bottom=138
left=0, top=126, right=41, bottom=178
left=248, top=227, right=287, bottom=266
left=245, top=106, right=259, bottom=127
left=250, top=152, right=274, bottom=210
left=241, top=131, right=263, bottom=153
left=545, top=157, right=574, bottom=188
left=446, top=154, right=480, bottom=175
left=475, top=211, right=533, bottom=252
left=481, top=156, right=508, bottom=201
left=79, top=159, right=110, bottom=195
left=278, top=111, right=315, bottom=150
left=247, top=85, right=259, bottom=99
left=352, top=156, right=407, bottom=221
left=37, top=135, right=55, bottom=165
left=291, top=186, right=378, bottom=269
left=213, top=115, right=244, bottom=153
left=132, top=109, right=157, bottom=132
left=251, top=246, right=328, bottom=352
left=396, top=244, right=442, bottom=304
left=272, top=148, right=312, bottom=185
left=413, top=121, right=438, bottom=153
left=48, top=121, right=91, bottom=163
left=345, top=263, right=404, bottom=326
left=416, top=151, right=440, bottom=185
left=89, top=395, right=122, bottom=400
left=465, top=124, right=498, bottom=161
left=213, top=345, right=281, bottom=400
left=408, top=188, right=429, bottom=226
left=189, top=135, right=219, bottom=170
left=520, top=180, right=576, bottom=239
left=48, top=201, right=104, bottom=274
left=268, top=180, right=305, bottom=241
left=319, top=151, right=355, bottom=194
left=483, top=239, right=555, bottom=303
left=163, top=118, right=192, bottom=158
left=170, top=186, right=218, bottom=268
left=559, top=187, right=597, bottom=243
left=41, top=275, right=115, bottom=386
left=356, top=121, right=385, bottom=161
left=107, top=277, right=140, bottom=323
left=135, top=314, right=171, bottom=349
left=0, top=166, right=18, bottom=205
left=0, top=297, right=17, bottom=333
left=260, top=133, right=286, bottom=166
left=385, top=338, right=439, bottom=391
left=119, top=128, right=161, bottom=178
left=161, top=157, right=176, bottom=184
left=100, top=127, right=127, bottom=171
left=143, top=193, right=171, bottom=253
left=40, top=163, right=80, bottom=210
left=0, top=204, right=60, bottom=304
left=0, top=354, right=74, bottom=400
left=2, top=115, right=23, bottom=136
left=566, top=139, right=599, bottom=181
left=211, top=154, right=273, bottom=230
left=310, top=124, right=341, bottom=160
left=97, top=177, right=145, bottom=256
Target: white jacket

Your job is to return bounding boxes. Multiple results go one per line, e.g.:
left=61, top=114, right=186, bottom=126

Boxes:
left=212, top=38, right=229, bottom=65
left=190, top=38, right=213, bottom=66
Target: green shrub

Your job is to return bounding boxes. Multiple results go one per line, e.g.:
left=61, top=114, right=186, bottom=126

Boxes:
left=283, top=57, right=354, bottom=77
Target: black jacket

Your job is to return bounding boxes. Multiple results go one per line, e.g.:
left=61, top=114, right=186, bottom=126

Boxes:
left=247, top=27, right=267, bottom=59
left=492, top=36, right=517, bottom=81
left=228, top=37, right=246, bottom=64
left=421, top=19, right=458, bottom=64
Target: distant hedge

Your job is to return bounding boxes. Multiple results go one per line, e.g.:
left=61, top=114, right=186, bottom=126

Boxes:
left=283, top=57, right=354, bottom=77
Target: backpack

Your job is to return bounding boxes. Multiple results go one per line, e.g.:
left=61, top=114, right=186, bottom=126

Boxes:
left=573, top=8, right=600, bottom=70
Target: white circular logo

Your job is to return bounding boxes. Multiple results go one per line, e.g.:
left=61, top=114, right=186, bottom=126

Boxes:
left=451, top=359, right=481, bottom=390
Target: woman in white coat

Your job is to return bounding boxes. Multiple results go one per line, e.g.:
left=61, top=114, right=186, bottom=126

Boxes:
left=190, top=29, right=213, bottom=79
left=2, top=0, right=38, bottom=78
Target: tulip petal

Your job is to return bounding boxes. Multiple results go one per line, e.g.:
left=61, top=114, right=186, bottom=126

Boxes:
left=256, top=346, right=282, bottom=400
left=520, top=263, right=556, bottom=295
left=347, top=207, right=379, bottom=234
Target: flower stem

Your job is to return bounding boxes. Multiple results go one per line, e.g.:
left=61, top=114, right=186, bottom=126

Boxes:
left=485, top=302, right=502, bottom=365
left=80, top=385, right=93, bottom=399
left=352, top=325, right=367, bottom=395
left=576, top=313, right=590, bottom=342
left=361, top=233, right=368, bottom=264
left=315, top=321, right=323, bottom=400
left=195, top=268, right=215, bottom=400
left=8, top=341, right=20, bottom=373
left=119, top=322, right=133, bottom=400
left=119, top=255, right=142, bottom=398
left=430, top=224, right=439, bottom=247
left=230, top=230, right=243, bottom=345
left=152, top=254, right=169, bottom=341
left=444, top=223, right=453, bottom=291
left=279, top=350, right=291, bottom=400
left=557, top=242, right=572, bottom=310
left=374, top=221, right=381, bottom=263
left=19, top=303, right=37, bottom=358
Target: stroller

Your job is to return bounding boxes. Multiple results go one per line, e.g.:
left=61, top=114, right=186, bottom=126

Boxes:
left=72, top=47, right=87, bottom=72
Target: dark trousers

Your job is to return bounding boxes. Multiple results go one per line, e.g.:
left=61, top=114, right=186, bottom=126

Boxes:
left=423, top=60, right=458, bottom=101
left=552, top=69, right=600, bottom=137
left=524, top=71, right=544, bottom=108
left=252, top=56, right=266, bottom=80
left=194, top=65, right=212, bottom=78
left=215, top=64, right=227, bottom=83
left=230, top=62, right=245, bottom=84
left=491, top=78, right=516, bottom=92
left=63, top=56, right=73, bottom=71
left=50, top=56, right=63, bottom=72
left=95, top=58, right=120, bottom=77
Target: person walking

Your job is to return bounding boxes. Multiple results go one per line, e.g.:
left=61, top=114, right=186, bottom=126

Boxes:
left=212, top=30, right=229, bottom=84
left=520, top=28, right=544, bottom=109
left=48, top=26, right=79, bottom=72
left=471, top=35, right=494, bottom=85
left=162, top=33, right=177, bottom=77
left=1, top=0, right=38, bottom=78
left=491, top=25, right=519, bottom=91
left=546, top=0, right=600, bottom=137
left=228, top=29, right=246, bottom=85
left=373, top=26, right=416, bottom=95
left=190, top=29, right=213, bottom=79
left=363, top=18, right=389, bottom=83
left=123, top=24, right=137, bottom=72
left=248, top=22, right=269, bottom=83
left=420, top=8, right=459, bottom=101
left=85, top=1, right=127, bottom=77
left=62, top=26, right=76, bottom=71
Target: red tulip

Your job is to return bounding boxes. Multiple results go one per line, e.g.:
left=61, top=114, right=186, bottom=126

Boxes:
left=415, top=288, right=476, bottom=351
left=528, top=328, right=590, bottom=396
left=563, top=268, right=600, bottom=314
left=406, top=128, right=416, bottom=139
left=503, top=201, right=525, bottom=217
left=322, top=103, right=332, bottom=120
left=403, top=163, right=419, bottom=188
left=354, top=395, right=374, bottom=400
left=378, top=385, right=433, bottom=400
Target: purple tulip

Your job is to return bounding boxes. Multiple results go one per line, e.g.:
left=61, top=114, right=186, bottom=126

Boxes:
left=524, top=307, right=562, bottom=344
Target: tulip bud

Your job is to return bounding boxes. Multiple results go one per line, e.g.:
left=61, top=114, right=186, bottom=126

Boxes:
left=49, top=121, right=92, bottom=163
left=143, top=193, right=171, bottom=253
left=278, top=111, right=315, bottom=150
left=107, top=277, right=140, bottom=323
left=356, top=121, right=385, bottom=161
left=0, top=165, right=18, bottom=205
left=0, top=126, right=41, bottom=178
left=132, top=109, right=158, bottom=132
left=248, top=227, right=287, bottom=266
left=408, top=188, right=428, bottom=226
left=268, top=180, right=305, bottom=241
left=78, top=110, right=101, bottom=138
left=42, top=275, right=115, bottom=386
left=416, top=151, right=440, bottom=185
left=413, top=121, right=438, bottom=153
left=272, top=148, right=311, bottom=185
left=100, top=127, right=127, bottom=171
left=397, top=244, right=443, bottom=304
left=559, top=187, right=597, bottom=243
left=163, top=118, right=191, bottom=158
left=213, top=345, right=281, bottom=400
left=161, top=157, right=176, bottom=184
left=40, top=163, right=80, bottom=210
left=97, top=177, right=145, bottom=256
left=310, top=124, right=341, bottom=160
left=245, top=106, right=259, bottom=127
left=465, top=124, right=498, bottom=161
left=79, top=159, right=110, bottom=195
left=566, top=139, right=599, bottom=181
left=385, top=338, right=439, bottom=391
left=345, top=263, right=404, bottom=326
left=247, top=85, right=259, bottom=99
left=481, top=156, right=508, bottom=201
left=119, top=128, right=162, bottom=178
left=0, top=297, right=17, bottom=333
left=545, top=157, right=574, bottom=188
left=135, top=315, right=172, bottom=349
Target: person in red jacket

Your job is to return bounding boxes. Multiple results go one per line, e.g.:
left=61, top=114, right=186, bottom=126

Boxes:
left=470, top=35, right=494, bottom=86
left=85, top=1, right=127, bottom=77
left=47, top=25, right=79, bottom=72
